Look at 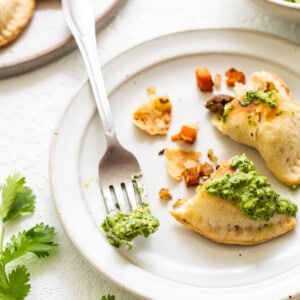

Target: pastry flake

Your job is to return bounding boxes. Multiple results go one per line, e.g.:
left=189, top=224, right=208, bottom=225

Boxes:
left=165, top=148, right=201, bottom=181
left=133, top=88, right=172, bottom=135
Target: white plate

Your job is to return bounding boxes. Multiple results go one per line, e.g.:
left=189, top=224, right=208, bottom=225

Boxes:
left=0, top=0, right=125, bottom=79
left=49, top=29, right=300, bottom=299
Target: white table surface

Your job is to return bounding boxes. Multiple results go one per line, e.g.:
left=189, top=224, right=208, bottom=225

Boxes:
left=1, top=0, right=300, bottom=299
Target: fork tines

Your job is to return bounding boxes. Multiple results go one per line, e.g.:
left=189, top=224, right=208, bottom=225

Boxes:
left=101, top=175, right=147, bottom=214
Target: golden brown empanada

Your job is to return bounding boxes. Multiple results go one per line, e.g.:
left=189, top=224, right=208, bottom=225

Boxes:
left=0, top=0, right=35, bottom=48
left=170, top=155, right=297, bottom=245
left=209, top=71, right=300, bottom=187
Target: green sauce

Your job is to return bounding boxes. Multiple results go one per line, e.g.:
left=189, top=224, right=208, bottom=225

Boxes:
left=221, top=103, right=233, bottom=123
left=101, top=204, right=159, bottom=250
left=206, top=154, right=297, bottom=221
left=240, top=90, right=277, bottom=108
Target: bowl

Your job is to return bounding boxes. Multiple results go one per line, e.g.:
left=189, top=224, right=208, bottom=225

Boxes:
left=247, top=0, right=300, bottom=23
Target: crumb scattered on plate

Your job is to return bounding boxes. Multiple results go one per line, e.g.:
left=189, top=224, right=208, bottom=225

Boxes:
left=165, top=148, right=202, bottom=180
left=159, top=188, right=173, bottom=201
left=133, top=87, right=172, bottom=135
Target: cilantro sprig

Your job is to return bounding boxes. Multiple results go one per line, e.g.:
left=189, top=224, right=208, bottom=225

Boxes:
left=0, top=173, right=58, bottom=299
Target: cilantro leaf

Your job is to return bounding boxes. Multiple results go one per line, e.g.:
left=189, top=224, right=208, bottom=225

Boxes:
left=0, top=263, right=8, bottom=292
left=0, top=174, right=35, bottom=223
left=0, top=265, right=30, bottom=300
left=0, top=232, right=29, bottom=265
left=0, top=174, right=25, bottom=220
left=3, top=187, right=35, bottom=223
left=1, top=223, right=58, bottom=265
left=0, top=174, right=58, bottom=299
left=25, top=223, right=58, bottom=258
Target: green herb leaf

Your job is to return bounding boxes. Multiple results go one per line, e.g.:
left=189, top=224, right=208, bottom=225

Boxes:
left=1, top=232, right=29, bottom=265
left=0, top=173, right=35, bottom=223
left=1, top=223, right=58, bottom=265
left=25, top=223, right=58, bottom=258
left=0, top=174, right=58, bottom=299
left=0, top=265, right=30, bottom=300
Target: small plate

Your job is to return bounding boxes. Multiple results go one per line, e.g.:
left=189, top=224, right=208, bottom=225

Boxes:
left=50, top=29, right=300, bottom=299
left=247, top=0, right=300, bottom=23
left=0, top=0, right=125, bottom=79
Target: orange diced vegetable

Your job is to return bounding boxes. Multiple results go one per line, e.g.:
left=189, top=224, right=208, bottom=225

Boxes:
left=171, top=125, right=198, bottom=144
left=195, top=67, right=214, bottom=92
left=182, top=165, right=201, bottom=187
left=200, top=162, right=214, bottom=176
left=225, top=68, right=245, bottom=87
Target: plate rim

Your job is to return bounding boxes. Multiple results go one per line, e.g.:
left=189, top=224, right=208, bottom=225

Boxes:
left=0, top=0, right=126, bottom=79
left=49, top=28, right=300, bottom=299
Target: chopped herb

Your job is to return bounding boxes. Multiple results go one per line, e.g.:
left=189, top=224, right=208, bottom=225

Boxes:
left=247, top=115, right=258, bottom=126
left=132, top=172, right=142, bottom=180
left=240, top=90, right=277, bottom=108
left=290, top=184, right=298, bottom=191
left=221, top=103, right=233, bottom=122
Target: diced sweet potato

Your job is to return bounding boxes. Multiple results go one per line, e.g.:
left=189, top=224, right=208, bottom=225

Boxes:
left=195, top=67, right=214, bottom=92
left=199, top=162, right=214, bottom=176
left=171, top=125, right=198, bottom=144
left=225, top=68, right=245, bottom=87
left=182, top=165, right=201, bottom=187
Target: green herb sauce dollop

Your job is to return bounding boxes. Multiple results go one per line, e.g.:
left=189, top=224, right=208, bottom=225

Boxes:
left=206, top=154, right=297, bottom=221
left=101, top=204, right=159, bottom=250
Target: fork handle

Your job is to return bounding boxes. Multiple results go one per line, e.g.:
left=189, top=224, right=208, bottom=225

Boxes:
left=62, top=0, right=115, bottom=137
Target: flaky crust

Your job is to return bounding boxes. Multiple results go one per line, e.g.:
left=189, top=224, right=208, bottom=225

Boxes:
left=213, top=71, right=300, bottom=186
left=0, top=0, right=35, bottom=47
left=170, top=159, right=297, bottom=245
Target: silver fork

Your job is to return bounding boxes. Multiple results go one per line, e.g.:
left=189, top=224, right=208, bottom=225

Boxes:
left=61, top=0, right=147, bottom=214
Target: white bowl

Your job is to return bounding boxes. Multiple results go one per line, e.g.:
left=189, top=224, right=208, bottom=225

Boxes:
left=248, top=0, right=300, bottom=23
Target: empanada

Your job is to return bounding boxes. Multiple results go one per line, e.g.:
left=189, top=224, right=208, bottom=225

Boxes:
left=207, top=71, right=300, bottom=187
left=170, top=154, right=297, bottom=245
left=0, top=0, right=35, bottom=47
